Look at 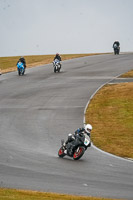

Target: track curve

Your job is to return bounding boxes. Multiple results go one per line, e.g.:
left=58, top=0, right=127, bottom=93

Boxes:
left=0, top=54, right=133, bottom=199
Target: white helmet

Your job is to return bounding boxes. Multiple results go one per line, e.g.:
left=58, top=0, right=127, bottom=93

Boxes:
left=85, top=124, right=92, bottom=134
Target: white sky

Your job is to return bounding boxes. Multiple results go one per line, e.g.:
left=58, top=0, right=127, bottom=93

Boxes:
left=0, top=0, right=133, bottom=57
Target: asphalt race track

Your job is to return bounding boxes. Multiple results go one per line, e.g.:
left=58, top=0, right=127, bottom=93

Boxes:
left=0, top=54, right=133, bottom=199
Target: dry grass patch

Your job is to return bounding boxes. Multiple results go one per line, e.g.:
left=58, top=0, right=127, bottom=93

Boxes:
left=0, top=53, right=103, bottom=74
left=85, top=82, right=133, bottom=158
left=119, top=69, right=133, bottom=78
left=0, top=188, right=122, bottom=200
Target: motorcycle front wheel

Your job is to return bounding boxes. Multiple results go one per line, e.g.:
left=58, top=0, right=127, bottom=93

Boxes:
left=22, top=69, right=25, bottom=75
left=54, top=67, right=56, bottom=73
left=58, top=147, right=66, bottom=158
left=18, top=69, right=20, bottom=76
left=73, top=146, right=85, bottom=160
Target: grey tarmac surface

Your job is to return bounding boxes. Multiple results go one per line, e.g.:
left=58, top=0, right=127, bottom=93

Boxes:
left=0, top=53, right=133, bottom=199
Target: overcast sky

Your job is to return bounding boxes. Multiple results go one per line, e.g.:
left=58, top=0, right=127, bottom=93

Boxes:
left=1, top=0, right=133, bottom=57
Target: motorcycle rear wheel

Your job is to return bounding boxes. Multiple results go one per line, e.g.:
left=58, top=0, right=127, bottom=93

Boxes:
left=73, top=146, right=85, bottom=160
left=58, top=147, right=66, bottom=158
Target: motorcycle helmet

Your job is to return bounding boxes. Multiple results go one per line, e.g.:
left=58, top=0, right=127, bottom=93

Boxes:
left=85, top=124, right=92, bottom=134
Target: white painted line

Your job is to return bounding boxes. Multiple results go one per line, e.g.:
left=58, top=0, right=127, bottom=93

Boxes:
left=83, top=73, right=133, bottom=163
left=92, top=143, right=133, bottom=163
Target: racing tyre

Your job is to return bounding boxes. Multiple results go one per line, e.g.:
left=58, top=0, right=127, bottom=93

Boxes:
left=18, top=70, right=20, bottom=76
left=73, top=146, right=85, bottom=160
left=58, top=147, right=66, bottom=158
left=54, top=67, right=56, bottom=73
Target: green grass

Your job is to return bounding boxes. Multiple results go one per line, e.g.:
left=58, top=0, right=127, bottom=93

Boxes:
left=0, top=188, right=122, bottom=200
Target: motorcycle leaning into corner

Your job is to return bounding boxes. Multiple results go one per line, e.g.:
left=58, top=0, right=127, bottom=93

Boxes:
left=58, top=132, right=91, bottom=160
left=17, top=61, right=25, bottom=76
left=53, top=59, right=61, bottom=73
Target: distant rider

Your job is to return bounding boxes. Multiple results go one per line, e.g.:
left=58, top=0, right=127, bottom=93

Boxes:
left=113, top=41, right=120, bottom=49
left=17, top=56, right=26, bottom=70
left=63, top=124, right=93, bottom=154
left=53, top=53, right=62, bottom=68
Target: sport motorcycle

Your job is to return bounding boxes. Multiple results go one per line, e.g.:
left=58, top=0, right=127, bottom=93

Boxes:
left=17, top=61, right=25, bottom=76
left=53, top=59, right=61, bottom=73
left=113, top=44, right=120, bottom=55
left=58, top=133, right=91, bottom=160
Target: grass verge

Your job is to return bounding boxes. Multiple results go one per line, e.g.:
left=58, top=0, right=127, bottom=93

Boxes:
left=0, top=188, right=122, bottom=200
left=0, top=54, right=132, bottom=199
left=0, top=53, right=103, bottom=74
left=85, top=82, right=133, bottom=159
left=119, top=69, right=133, bottom=78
